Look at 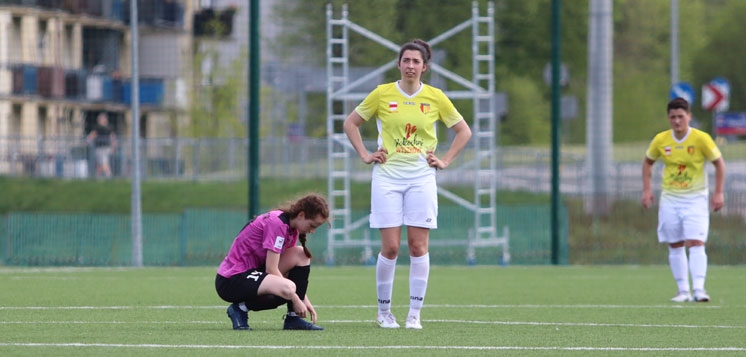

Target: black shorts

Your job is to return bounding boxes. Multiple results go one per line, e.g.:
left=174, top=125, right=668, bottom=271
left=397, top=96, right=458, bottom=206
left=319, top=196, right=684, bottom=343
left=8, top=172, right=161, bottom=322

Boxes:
left=215, top=268, right=269, bottom=303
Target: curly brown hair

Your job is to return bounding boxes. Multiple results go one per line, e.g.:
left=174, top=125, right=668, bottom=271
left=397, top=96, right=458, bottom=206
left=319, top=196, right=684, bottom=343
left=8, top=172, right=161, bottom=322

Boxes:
left=279, top=193, right=330, bottom=258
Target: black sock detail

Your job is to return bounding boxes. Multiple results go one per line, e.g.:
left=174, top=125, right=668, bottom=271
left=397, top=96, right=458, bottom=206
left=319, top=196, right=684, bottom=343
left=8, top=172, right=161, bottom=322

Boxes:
left=245, top=295, right=286, bottom=312
left=286, top=265, right=310, bottom=313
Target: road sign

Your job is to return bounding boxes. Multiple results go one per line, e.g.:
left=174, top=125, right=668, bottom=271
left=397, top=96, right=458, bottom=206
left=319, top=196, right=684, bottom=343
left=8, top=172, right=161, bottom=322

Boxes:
left=670, top=82, right=694, bottom=105
left=702, top=77, right=730, bottom=112
left=715, top=112, right=746, bottom=136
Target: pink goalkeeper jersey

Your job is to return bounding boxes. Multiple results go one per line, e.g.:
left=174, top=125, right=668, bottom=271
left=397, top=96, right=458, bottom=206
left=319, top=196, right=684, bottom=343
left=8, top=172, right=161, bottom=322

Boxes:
left=217, top=210, right=298, bottom=278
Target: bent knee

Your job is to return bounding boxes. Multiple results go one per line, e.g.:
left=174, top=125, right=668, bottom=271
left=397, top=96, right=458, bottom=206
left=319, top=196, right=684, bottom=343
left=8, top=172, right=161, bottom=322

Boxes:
left=259, top=275, right=297, bottom=299
left=279, top=280, right=297, bottom=299
left=284, top=246, right=311, bottom=265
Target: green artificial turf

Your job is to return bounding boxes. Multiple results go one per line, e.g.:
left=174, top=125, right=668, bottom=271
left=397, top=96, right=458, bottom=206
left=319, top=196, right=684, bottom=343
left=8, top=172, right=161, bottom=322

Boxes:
left=0, top=265, right=744, bottom=356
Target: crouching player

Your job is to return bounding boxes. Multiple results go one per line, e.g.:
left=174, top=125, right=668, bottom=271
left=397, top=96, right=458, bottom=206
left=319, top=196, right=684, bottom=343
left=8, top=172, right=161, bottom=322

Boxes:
left=215, top=194, right=329, bottom=330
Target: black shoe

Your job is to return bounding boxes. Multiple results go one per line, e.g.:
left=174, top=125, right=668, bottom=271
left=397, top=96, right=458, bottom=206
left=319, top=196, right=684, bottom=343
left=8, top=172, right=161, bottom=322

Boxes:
left=283, top=315, right=324, bottom=330
left=226, top=303, right=250, bottom=330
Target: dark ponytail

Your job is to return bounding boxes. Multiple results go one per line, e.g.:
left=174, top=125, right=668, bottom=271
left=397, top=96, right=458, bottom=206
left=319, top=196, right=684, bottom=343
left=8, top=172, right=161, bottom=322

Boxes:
left=298, top=234, right=311, bottom=258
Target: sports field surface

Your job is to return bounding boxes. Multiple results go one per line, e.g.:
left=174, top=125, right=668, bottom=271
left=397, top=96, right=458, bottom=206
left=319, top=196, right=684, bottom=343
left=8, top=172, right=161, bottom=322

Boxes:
left=1, top=265, right=745, bottom=356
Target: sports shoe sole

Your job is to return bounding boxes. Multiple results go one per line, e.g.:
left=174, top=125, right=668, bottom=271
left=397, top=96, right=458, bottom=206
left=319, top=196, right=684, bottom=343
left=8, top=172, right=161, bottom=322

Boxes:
left=670, top=294, right=692, bottom=303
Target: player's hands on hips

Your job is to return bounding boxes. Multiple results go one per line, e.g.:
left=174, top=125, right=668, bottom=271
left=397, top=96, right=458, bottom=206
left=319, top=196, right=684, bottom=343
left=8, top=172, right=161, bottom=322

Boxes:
left=711, top=192, right=724, bottom=212
left=641, top=189, right=654, bottom=209
left=427, top=150, right=446, bottom=170
left=363, top=148, right=387, bottom=165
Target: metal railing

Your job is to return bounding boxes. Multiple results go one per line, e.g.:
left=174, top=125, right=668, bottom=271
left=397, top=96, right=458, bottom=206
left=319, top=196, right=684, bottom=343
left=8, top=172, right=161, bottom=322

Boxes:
left=1, top=135, right=743, bottom=198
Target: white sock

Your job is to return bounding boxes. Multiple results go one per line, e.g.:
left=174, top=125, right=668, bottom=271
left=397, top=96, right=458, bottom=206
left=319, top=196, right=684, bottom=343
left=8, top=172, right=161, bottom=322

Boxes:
left=376, top=253, right=397, bottom=315
left=408, top=253, right=430, bottom=318
left=688, top=245, right=708, bottom=292
left=238, top=302, right=248, bottom=312
left=668, top=246, right=690, bottom=293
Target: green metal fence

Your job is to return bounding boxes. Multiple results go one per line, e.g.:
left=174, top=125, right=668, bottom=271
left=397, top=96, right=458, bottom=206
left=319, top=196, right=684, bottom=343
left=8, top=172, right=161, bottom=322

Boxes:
left=1, top=205, right=567, bottom=267
left=4, top=198, right=745, bottom=267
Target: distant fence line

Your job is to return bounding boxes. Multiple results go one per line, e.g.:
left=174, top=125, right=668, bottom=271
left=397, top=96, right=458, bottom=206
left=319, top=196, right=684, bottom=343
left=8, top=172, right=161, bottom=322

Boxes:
left=0, top=135, right=744, bottom=196
left=0, top=206, right=566, bottom=267
left=2, top=135, right=746, bottom=267
left=2, top=135, right=745, bottom=219
left=2, top=203, right=744, bottom=267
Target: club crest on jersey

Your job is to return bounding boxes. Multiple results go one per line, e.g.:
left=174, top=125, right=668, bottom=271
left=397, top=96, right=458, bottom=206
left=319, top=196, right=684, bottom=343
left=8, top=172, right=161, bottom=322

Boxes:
left=420, top=103, right=430, bottom=113
left=274, top=236, right=285, bottom=250
left=687, top=146, right=695, bottom=154
left=389, top=101, right=398, bottom=112
left=664, top=146, right=671, bottom=155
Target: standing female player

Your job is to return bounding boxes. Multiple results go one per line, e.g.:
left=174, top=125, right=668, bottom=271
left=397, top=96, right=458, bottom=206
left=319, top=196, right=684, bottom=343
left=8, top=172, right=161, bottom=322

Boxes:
left=215, top=193, right=329, bottom=330
left=343, top=39, right=472, bottom=329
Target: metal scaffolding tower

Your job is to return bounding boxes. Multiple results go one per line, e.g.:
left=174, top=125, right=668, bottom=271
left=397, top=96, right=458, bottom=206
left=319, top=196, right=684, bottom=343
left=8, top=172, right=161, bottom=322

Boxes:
left=325, top=1, right=508, bottom=265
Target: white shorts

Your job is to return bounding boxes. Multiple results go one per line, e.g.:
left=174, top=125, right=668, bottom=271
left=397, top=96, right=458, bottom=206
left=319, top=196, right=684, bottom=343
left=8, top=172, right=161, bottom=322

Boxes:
left=95, top=147, right=111, bottom=165
left=369, top=175, right=438, bottom=229
left=657, top=193, right=709, bottom=244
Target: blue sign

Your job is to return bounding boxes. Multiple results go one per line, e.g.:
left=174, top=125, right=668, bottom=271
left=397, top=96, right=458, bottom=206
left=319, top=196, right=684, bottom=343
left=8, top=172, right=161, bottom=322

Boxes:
left=670, top=82, right=695, bottom=105
left=715, top=112, right=746, bottom=136
left=712, top=77, right=730, bottom=91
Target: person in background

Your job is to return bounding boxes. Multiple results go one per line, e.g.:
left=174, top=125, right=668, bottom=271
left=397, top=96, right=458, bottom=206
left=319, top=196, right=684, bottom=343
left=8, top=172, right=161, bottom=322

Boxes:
left=215, top=193, right=329, bottom=330
left=86, top=112, right=117, bottom=178
left=343, top=39, right=472, bottom=329
left=641, top=97, right=725, bottom=303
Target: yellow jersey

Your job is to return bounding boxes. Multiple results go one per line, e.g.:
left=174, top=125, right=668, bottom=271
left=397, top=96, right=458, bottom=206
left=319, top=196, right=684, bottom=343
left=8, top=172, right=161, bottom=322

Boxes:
left=355, top=81, right=464, bottom=180
left=645, top=128, right=722, bottom=196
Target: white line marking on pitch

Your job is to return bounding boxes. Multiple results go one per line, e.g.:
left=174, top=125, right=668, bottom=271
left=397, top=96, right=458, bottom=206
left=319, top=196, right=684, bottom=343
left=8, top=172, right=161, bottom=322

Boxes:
left=0, top=319, right=744, bottom=329
left=0, top=303, right=728, bottom=310
left=0, top=343, right=745, bottom=352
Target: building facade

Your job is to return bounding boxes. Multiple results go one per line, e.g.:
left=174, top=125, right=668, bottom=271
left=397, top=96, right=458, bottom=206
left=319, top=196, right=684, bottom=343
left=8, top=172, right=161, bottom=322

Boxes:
left=0, top=0, right=210, bottom=177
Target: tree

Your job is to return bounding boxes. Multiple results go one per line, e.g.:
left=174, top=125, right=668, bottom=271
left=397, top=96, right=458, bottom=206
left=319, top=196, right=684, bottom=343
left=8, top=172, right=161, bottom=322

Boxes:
left=494, top=0, right=588, bottom=145
left=186, top=14, right=246, bottom=138
left=271, top=0, right=401, bottom=68
left=499, top=75, right=550, bottom=145
left=268, top=0, right=740, bottom=144
left=691, top=0, right=746, bottom=133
